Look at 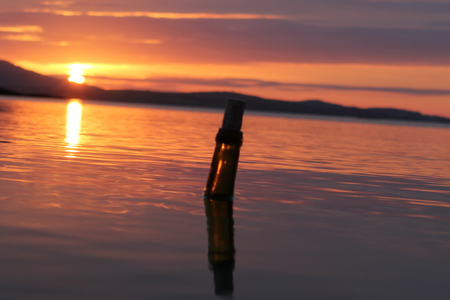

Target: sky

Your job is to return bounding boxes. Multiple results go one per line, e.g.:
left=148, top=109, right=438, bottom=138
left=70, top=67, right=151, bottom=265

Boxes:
left=1, top=0, right=450, bottom=117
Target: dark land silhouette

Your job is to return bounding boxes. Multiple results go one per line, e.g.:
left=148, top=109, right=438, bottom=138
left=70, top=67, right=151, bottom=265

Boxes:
left=1, top=60, right=449, bottom=124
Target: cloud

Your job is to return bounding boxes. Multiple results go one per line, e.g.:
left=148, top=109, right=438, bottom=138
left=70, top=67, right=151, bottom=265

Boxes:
left=46, top=41, right=72, bottom=46
left=24, top=9, right=83, bottom=16
left=41, top=1, right=74, bottom=6
left=131, top=39, right=162, bottom=45
left=31, top=0, right=450, bottom=28
left=0, top=25, right=43, bottom=32
left=83, top=34, right=163, bottom=45
left=86, top=11, right=286, bottom=20
left=426, top=20, right=450, bottom=29
left=86, top=75, right=450, bottom=96
left=4, top=1, right=450, bottom=29
left=1, top=11, right=449, bottom=65
left=24, top=9, right=286, bottom=20
left=0, top=34, right=42, bottom=41
left=32, top=0, right=450, bottom=16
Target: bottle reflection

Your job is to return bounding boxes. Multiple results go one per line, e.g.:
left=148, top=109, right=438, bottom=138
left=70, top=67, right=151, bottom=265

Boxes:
left=204, top=197, right=235, bottom=297
left=65, top=99, right=82, bottom=158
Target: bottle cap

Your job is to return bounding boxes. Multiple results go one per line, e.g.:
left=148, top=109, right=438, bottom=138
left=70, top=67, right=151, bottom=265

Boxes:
left=221, top=99, right=245, bottom=131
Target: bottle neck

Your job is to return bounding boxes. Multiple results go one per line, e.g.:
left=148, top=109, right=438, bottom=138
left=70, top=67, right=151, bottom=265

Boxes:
left=215, top=128, right=243, bottom=146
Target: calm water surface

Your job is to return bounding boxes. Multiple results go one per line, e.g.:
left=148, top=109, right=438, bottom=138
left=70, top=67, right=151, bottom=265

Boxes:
left=0, top=97, right=449, bottom=299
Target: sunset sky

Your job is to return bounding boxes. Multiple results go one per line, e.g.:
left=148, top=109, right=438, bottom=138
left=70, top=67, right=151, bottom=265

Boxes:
left=1, top=0, right=450, bottom=117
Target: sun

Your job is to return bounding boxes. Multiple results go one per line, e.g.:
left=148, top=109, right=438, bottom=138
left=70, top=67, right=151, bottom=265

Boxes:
left=68, top=63, right=87, bottom=84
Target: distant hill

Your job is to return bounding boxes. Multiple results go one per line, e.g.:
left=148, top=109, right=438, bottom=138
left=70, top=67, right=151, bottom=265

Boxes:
left=0, top=60, right=103, bottom=98
left=0, top=87, right=21, bottom=96
left=1, top=60, right=449, bottom=124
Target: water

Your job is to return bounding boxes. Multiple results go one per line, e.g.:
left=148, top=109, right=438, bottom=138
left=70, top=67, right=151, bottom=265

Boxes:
left=0, top=96, right=449, bottom=300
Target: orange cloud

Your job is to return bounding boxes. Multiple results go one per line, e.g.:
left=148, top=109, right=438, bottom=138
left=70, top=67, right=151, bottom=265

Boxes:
left=23, top=9, right=286, bottom=20
left=46, top=41, right=72, bottom=46
left=0, top=26, right=43, bottom=33
left=10, top=10, right=450, bottom=66
left=41, top=1, right=74, bottom=6
left=1, top=34, right=43, bottom=41
left=86, top=11, right=287, bottom=20
left=24, top=9, right=83, bottom=16
left=84, top=34, right=163, bottom=45
left=132, top=39, right=162, bottom=45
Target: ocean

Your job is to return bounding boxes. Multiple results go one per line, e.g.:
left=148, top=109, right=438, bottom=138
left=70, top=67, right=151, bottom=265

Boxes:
left=0, top=96, right=449, bottom=299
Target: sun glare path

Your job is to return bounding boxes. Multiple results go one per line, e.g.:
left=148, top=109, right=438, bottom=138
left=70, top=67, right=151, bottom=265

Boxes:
left=68, top=63, right=87, bottom=84
left=65, top=99, right=83, bottom=158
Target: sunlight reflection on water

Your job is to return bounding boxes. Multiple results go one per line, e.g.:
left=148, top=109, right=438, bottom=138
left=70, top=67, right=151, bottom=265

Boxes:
left=65, top=99, right=82, bottom=157
left=0, top=97, right=449, bottom=300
